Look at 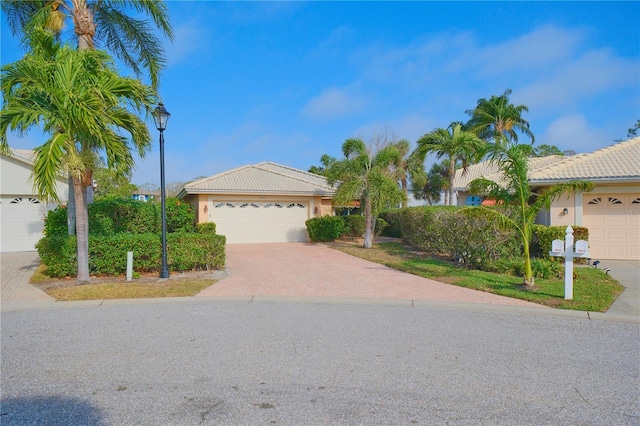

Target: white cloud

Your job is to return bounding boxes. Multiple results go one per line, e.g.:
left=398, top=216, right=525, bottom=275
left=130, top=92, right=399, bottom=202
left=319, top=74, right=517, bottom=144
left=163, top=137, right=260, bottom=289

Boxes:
left=516, top=48, right=638, bottom=111
left=476, top=25, right=586, bottom=75
left=165, top=19, right=211, bottom=66
left=540, top=114, right=607, bottom=152
left=301, top=86, right=368, bottom=120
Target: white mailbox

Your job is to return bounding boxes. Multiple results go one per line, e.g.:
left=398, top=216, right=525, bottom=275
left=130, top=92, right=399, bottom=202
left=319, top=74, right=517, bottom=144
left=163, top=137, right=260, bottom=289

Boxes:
left=551, top=239, right=564, bottom=254
left=575, top=240, right=589, bottom=256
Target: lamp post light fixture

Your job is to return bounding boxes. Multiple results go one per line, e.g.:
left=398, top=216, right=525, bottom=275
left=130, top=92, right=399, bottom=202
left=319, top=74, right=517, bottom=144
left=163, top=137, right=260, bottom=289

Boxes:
left=153, top=102, right=171, bottom=278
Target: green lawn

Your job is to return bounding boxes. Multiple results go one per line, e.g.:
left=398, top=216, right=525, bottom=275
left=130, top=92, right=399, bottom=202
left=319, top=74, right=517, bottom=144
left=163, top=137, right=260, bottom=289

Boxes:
left=31, top=264, right=216, bottom=301
left=330, top=241, right=623, bottom=312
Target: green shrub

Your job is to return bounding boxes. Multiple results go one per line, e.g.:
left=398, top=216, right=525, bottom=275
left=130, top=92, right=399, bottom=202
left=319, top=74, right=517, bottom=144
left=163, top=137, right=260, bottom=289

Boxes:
left=35, top=236, right=78, bottom=277
left=36, top=233, right=225, bottom=277
left=43, top=197, right=196, bottom=237
left=196, top=222, right=217, bottom=234
left=43, top=206, right=69, bottom=237
left=379, top=209, right=402, bottom=237
left=342, top=215, right=365, bottom=237
left=395, top=206, right=520, bottom=269
left=168, top=233, right=226, bottom=271
left=375, top=217, right=388, bottom=236
left=306, top=216, right=345, bottom=242
left=532, top=225, right=589, bottom=263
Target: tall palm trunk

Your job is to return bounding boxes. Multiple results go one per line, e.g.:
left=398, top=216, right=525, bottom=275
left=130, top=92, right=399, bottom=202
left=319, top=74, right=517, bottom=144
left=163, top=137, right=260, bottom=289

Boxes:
left=363, top=195, right=373, bottom=249
left=73, top=176, right=90, bottom=283
left=448, top=158, right=456, bottom=206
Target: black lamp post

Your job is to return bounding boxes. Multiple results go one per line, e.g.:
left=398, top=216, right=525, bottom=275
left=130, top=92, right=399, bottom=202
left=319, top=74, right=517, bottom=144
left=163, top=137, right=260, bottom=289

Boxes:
left=153, top=102, right=171, bottom=278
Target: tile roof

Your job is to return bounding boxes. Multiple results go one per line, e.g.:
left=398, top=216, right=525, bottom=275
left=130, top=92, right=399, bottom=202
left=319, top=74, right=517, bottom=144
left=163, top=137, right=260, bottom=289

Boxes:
left=529, top=137, right=640, bottom=183
left=453, top=155, right=566, bottom=190
left=181, top=162, right=336, bottom=197
left=454, top=137, right=640, bottom=189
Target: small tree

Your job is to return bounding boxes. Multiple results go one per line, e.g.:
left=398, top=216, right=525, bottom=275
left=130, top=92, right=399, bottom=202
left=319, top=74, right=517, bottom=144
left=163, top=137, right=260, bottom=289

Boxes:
left=327, top=137, right=405, bottom=248
left=467, top=143, right=593, bottom=287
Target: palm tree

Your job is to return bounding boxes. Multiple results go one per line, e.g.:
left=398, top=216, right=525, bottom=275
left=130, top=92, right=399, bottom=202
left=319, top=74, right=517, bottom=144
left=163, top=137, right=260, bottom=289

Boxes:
left=1, top=0, right=173, bottom=89
left=2, top=0, right=173, bottom=234
left=414, top=122, right=486, bottom=205
left=1, top=30, right=157, bottom=282
left=308, top=154, right=337, bottom=176
left=465, top=89, right=534, bottom=146
left=412, top=161, right=448, bottom=205
left=326, top=138, right=405, bottom=248
left=467, top=143, right=593, bottom=287
left=391, top=139, right=426, bottom=208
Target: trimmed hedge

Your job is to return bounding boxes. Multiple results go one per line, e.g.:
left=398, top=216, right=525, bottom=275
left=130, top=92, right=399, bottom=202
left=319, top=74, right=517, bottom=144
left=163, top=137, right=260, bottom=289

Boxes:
left=44, top=197, right=195, bottom=237
left=36, top=233, right=226, bottom=277
left=395, top=206, right=521, bottom=269
left=532, top=225, right=589, bottom=263
left=379, top=209, right=402, bottom=237
left=342, top=215, right=365, bottom=237
left=305, top=216, right=345, bottom=242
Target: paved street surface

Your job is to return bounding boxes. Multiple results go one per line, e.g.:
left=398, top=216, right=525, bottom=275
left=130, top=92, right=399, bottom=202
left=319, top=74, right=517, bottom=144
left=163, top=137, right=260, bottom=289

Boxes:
left=2, top=301, right=638, bottom=425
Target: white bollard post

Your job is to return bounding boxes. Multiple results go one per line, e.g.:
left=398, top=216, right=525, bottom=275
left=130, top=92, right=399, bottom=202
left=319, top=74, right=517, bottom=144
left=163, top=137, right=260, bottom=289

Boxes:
left=564, top=226, right=574, bottom=300
left=126, top=251, right=133, bottom=281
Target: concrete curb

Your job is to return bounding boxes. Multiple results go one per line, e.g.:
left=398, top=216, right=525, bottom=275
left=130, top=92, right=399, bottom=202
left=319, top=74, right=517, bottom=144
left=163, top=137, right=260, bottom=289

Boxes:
left=2, top=295, right=638, bottom=324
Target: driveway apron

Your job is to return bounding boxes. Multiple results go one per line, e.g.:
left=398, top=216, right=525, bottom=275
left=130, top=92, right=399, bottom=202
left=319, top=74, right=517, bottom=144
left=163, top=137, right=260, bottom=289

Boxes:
left=1, top=252, right=54, bottom=303
left=197, top=243, right=545, bottom=307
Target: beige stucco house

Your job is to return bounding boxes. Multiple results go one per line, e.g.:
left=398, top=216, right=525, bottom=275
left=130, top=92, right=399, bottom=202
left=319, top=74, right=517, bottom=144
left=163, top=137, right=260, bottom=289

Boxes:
left=178, top=162, right=335, bottom=243
left=0, top=149, right=68, bottom=252
left=453, top=137, right=640, bottom=260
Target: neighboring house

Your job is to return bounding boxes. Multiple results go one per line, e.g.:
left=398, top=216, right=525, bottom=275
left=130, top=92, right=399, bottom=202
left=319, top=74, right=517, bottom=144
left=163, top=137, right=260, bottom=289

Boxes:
left=0, top=149, right=69, bottom=252
left=132, top=189, right=160, bottom=202
left=177, top=162, right=335, bottom=243
left=453, top=138, right=640, bottom=260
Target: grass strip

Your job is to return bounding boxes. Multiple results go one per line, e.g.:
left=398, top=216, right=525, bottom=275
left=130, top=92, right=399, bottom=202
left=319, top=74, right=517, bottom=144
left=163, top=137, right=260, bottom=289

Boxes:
left=331, top=242, right=623, bottom=312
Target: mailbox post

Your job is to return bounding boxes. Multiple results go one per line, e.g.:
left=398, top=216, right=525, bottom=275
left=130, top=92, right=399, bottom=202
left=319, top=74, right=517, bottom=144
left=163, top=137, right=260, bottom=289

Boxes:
left=549, top=226, right=590, bottom=300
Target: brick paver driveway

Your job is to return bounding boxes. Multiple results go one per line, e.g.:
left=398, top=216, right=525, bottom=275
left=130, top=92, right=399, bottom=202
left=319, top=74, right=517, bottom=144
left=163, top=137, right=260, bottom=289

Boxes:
left=197, top=243, right=545, bottom=307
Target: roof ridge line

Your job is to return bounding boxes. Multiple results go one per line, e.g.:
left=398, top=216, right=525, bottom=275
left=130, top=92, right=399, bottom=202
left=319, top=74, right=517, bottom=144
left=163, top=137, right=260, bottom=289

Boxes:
left=254, top=162, right=334, bottom=189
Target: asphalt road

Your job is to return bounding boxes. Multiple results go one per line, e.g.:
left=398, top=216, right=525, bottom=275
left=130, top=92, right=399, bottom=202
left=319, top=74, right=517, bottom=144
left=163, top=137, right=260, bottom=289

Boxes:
left=1, top=300, right=638, bottom=425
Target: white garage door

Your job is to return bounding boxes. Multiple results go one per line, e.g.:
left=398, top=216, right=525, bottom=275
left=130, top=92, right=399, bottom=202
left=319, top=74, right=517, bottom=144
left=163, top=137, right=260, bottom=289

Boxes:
left=0, top=196, right=47, bottom=252
left=209, top=200, right=309, bottom=244
left=583, top=194, right=640, bottom=260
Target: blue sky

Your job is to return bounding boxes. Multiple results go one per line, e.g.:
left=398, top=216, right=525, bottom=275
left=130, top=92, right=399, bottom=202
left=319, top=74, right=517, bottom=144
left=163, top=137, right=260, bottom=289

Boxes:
left=2, top=1, right=639, bottom=187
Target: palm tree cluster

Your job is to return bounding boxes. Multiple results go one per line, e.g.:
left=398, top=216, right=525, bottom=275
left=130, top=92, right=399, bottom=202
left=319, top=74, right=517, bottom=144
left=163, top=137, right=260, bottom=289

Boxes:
left=325, top=90, right=592, bottom=289
left=1, top=0, right=172, bottom=283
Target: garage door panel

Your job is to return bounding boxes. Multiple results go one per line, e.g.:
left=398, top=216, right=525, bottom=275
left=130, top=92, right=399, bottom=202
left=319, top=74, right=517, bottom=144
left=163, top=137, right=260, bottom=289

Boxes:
left=209, top=200, right=309, bottom=244
left=1, top=196, right=47, bottom=252
left=584, top=193, right=640, bottom=260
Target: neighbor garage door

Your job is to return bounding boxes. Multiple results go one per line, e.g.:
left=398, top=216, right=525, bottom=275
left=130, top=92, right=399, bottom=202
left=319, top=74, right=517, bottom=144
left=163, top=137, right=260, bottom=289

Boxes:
left=0, top=196, right=47, bottom=252
left=208, top=200, right=309, bottom=243
left=583, top=194, right=640, bottom=260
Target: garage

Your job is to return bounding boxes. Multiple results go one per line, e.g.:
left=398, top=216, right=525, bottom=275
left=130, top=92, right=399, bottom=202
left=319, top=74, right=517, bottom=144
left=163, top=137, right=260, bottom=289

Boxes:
left=583, top=194, right=640, bottom=260
left=179, top=162, right=335, bottom=244
left=1, top=150, right=68, bottom=253
left=0, top=195, right=48, bottom=252
left=208, top=199, right=309, bottom=243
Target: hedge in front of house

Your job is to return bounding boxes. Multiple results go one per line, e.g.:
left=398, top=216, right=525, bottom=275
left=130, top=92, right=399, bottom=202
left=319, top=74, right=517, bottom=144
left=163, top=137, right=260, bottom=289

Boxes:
left=342, top=215, right=365, bottom=237
left=44, top=197, right=195, bottom=238
left=305, top=216, right=346, bottom=242
left=395, top=206, right=520, bottom=269
left=379, top=209, right=402, bottom=237
left=36, top=233, right=226, bottom=277
left=532, top=225, right=589, bottom=263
